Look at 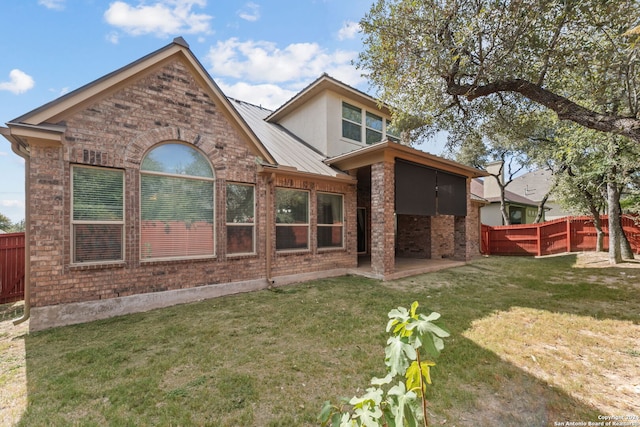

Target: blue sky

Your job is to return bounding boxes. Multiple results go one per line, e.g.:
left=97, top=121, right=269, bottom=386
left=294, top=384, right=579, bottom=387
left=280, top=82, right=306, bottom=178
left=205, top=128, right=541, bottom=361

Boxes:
left=0, top=0, right=444, bottom=223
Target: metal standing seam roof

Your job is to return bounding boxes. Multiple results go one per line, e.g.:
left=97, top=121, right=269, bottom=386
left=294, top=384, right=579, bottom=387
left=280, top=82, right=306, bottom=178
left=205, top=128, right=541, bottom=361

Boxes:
left=230, top=99, right=350, bottom=179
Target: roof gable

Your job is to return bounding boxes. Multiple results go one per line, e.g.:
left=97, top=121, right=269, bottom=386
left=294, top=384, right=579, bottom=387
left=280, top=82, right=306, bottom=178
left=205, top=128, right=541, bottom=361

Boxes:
left=6, top=37, right=275, bottom=164
left=265, top=74, right=392, bottom=123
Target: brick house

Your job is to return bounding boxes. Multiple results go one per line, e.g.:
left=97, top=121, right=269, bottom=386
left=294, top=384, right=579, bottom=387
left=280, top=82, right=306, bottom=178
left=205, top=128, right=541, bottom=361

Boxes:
left=1, top=38, right=486, bottom=331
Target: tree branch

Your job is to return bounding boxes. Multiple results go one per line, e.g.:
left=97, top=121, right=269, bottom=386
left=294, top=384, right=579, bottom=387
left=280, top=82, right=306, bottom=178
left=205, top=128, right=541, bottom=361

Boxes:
left=445, top=78, right=640, bottom=142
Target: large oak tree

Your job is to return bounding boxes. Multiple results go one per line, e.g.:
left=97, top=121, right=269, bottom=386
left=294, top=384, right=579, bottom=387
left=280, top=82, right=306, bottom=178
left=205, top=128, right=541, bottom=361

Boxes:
left=358, top=0, right=640, bottom=143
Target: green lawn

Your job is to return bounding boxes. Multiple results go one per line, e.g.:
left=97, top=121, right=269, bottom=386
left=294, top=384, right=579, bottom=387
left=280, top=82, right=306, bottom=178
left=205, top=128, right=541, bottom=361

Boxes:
left=2, top=254, right=639, bottom=426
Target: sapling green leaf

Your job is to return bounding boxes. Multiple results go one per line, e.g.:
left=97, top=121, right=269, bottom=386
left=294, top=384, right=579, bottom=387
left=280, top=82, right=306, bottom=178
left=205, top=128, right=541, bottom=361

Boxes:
left=319, top=301, right=447, bottom=427
left=385, top=335, right=416, bottom=376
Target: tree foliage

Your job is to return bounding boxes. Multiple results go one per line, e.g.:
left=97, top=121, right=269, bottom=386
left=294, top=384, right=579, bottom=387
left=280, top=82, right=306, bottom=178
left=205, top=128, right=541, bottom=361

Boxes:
left=358, top=0, right=640, bottom=144
left=0, top=212, right=12, bottom=232
left=0, top=213, right=24, bottom=232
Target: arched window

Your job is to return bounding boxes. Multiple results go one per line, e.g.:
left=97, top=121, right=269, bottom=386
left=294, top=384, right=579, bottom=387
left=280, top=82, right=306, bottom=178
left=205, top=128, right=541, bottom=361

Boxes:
left=140, top=143, right=215, bottom=260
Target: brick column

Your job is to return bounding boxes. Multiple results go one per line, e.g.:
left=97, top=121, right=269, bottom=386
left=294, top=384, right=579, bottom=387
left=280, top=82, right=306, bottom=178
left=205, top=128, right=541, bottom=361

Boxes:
left=454, top=216, right=467, bottom=260
left=370, top=160, right=395, bottom=277
left=29, top=145, right=65, bottom=307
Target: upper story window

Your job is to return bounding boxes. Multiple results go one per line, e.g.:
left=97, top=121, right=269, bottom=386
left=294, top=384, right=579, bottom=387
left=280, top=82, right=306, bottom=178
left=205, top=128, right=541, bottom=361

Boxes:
left=341, top=102, right=362, bottom=141
left=342, top=101, right=398, bottom=145
left=71, top=165, right=124, bottom=264
left=140, top=143, right=215, bottom=260
left=366, top=112, right=383, bottom=144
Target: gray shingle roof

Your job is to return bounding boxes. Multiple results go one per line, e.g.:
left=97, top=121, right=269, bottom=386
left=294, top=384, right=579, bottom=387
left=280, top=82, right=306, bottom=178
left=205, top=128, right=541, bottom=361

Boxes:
left=230, top=99, right=350, bottom=179
left=507, top=169, right=555, bottom=202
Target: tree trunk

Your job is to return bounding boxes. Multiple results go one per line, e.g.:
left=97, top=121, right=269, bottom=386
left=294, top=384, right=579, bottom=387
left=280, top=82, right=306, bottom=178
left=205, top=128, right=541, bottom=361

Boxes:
left=587, top=205, right=605, bottom=252
left=534, top=192, right=549, bottom=223
left=607, top=181, right=622, bottom=264
left=499, top=186, right=510, bottom=225
left=617, top=199, right=635, bottom=260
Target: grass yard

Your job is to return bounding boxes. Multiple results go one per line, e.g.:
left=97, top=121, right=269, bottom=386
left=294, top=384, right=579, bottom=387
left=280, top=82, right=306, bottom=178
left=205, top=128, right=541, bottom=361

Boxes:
left=1, top=254, right=639, bottom=426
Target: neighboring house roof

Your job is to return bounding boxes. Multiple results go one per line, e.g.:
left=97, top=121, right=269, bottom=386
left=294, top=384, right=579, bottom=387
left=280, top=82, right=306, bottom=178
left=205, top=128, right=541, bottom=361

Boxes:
left=485, top=190, right=539, bottom=207
left=472, top=178, right=539, bottom=207
left=231, top=99, right=351, bottom=179
left=507, top=168, right=555, bottom=203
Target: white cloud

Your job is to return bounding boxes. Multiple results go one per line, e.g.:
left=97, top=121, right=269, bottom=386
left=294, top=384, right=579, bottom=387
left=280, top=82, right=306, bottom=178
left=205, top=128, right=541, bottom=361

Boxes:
left=238, top=2, right=260, bottom=22
left=217, top=80, right=296, bottom=110
left=0, top=151, right=8, bottom=157
left=0, top=69, right=35, bottom=95
left=38, top=0, right=65, bottom=10
left=1, top=200, right=24, bottom=209
left=106, top=31, right=120, bottom=44
left=207, top=38, right=363, bottom=87
left=104, top=0, right=213, bottom=39
left=337, top=21, right=360, bottom=41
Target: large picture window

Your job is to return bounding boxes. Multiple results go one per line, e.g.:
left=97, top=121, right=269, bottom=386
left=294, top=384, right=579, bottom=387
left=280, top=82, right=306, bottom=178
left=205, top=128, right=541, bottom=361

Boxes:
left=275, top=188, right=309, bottom=251
left=140, top=143, right=214, bottom=260
left=317, top=192, right=344, bottom=249
left=71, top=165, right=124, bottom=264
left=226, top=183, right=255, bottom=255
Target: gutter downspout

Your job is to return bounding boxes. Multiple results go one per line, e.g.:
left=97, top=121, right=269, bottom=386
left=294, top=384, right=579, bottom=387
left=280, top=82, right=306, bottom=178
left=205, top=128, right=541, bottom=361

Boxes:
left=13, top=147, right=30, bottom=325
left=265, top=172, right=275, bottom=285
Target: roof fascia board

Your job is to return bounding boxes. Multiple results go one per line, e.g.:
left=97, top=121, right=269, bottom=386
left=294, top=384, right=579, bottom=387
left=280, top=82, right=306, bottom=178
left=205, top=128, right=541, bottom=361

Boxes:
left=258, top=164, right=355, bottom=184
left=3, top=122, right=64, bottom=148
left=327, top=141, right=487, bottom=178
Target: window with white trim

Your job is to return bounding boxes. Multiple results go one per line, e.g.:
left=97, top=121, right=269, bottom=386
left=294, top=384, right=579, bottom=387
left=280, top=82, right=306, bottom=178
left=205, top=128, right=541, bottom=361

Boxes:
left=365, top=112, right=383, bottom=144
left=317, top=192, right=344, bottom=249
left=341, top=101, right=398, bottom=144
left=275, top=188, right=309, bottom=251
left=71, top=165, right=124, bottom=264
left=140, top=143, right=215, bottom=260
left=226, top=183, right=255, bottom=255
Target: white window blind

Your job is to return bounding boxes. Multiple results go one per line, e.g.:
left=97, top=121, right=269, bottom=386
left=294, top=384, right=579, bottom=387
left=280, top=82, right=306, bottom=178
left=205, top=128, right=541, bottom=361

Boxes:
left=72, top=165, right=124, bottom=263
left=140, top=143, right=215, bottom=260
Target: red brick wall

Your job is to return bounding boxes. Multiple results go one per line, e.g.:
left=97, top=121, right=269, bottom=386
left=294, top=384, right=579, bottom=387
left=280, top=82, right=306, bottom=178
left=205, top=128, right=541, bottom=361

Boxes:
left=270, top=175, right=357, bottom=279
left=396, top=214, right=431, bottom=258
left=27, top=59, right=355, bottom=308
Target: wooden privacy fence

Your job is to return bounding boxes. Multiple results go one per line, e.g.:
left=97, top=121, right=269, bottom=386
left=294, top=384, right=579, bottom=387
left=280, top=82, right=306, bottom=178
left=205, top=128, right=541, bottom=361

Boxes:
left=481, top=215, right=640, bottom=256
left=0, top=232, right=25, bottom=304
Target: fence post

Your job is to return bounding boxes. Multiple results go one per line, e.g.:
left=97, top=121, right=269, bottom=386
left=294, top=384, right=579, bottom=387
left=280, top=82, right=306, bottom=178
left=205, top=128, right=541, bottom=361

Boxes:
left=566, top=217, right=572, bottom=253
left=536, top=224, right=542, bottom=257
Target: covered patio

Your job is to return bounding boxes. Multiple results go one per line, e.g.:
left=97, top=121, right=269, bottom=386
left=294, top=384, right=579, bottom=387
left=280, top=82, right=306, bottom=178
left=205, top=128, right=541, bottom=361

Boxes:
left=327, top=141, right=487, bottom=280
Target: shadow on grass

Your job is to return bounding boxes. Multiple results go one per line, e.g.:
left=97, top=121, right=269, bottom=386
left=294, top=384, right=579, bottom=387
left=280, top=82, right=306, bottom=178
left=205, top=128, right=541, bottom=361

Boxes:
left=14, top=254, right=639, bottom=426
